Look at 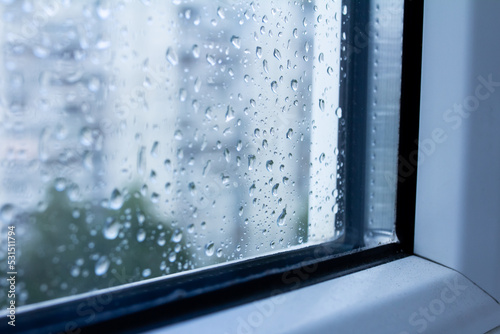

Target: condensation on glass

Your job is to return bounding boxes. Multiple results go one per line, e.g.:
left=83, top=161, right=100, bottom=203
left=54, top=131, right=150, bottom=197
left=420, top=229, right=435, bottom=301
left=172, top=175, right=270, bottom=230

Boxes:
left=0, top=0, right=403, bottom=308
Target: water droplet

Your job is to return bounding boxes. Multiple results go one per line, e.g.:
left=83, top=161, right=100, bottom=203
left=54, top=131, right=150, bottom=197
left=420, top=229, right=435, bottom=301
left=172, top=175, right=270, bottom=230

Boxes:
left=109, top=189, right=123, bottom=210
left=187, top=224, right=195, bottom=233
left=225, top=106, right=235, bottom=122
left=327, top=66, right=334, bottom=76
left=145, top=165, right=156, bottom=181
left=168, top=252, right=177, bottom=262
left=256, top=46, right=262, bottom=58
left=174, top=130, right=183, bottom=140
left=95, top=256, right=110, bottom=276
left=224, top=149, right=231, bottom=162
left=96, top=0, right=111, bottom=19
left=217, top=6, right=225, bottom=19
left=151, top=141, right=159, bottom=157
left=164, top=159, right=172, bottom=171
left=290, top=79, right=298, bottom=91
left=318, top=52, right=324, bottom=63
left=335, top=107, right=343, bottom=118
left=272, top=183, right=279, bottom=196
left=319, top=99, right=325, bottom=111
left=293, top=28, right=298, bottom=38
left=70, top=266, right=80, bottom=277
left=0, top=204, right=14, bottom=224
left=194, top=77, right=201, bottom=93
left=188, top=182, right=197, bottom=196
left=206, top=54, right=216, bottom=66
left=230, top=36, right=241, bottom=49
left=171, top=229, right=183, bottom=243
left=137, top=146, right=146, bottom=175
left=192, top=44, right=200, bottom=58
left=205, top=107, right=213, bottom=120
left=263, top=59, right=269, bottom=73
left=54, top=178, right=67, bottom=191
left=249, top=183, right=256, bottom=196
left=248, top=155, right=256, bottom=170
left=205, top=242, right=215, bottom=256
left=166, top=47, right=178, bottom=66
left=80, top=127, right=102, bottom=148
left=157, top=233, right=166, bottom=246
left=266, top=160, right=274, bottom=172
left=88, top=77, right=101, bottom=92
left=319, top=153, right=326, bottom=163
left=286, top=128, right=293, bottom=139
left=33, top=45, right=49, bottom=58
left=164, top=182, right=172, bottom=194
left=199, top=160, right=211, bottom=178
left=273, top=48, right=281, bottom=61
left=137, top=229, right=146, bottom=242
left=262, top=139, right=268, bottom=149
left=67, top=184, right=81, bottom=202
left=343, top=5, right=348, bottom=15
left=277, top=208, right=287, bottom=226
left=271, top=81, right=278, bottom=94
left=151, top=192, right=160, bottom=203
left=103, top=219, right=121, bottom=240
left=179, top=88, right=187, bottom=102
left=142, top=268, right=151, bottom=277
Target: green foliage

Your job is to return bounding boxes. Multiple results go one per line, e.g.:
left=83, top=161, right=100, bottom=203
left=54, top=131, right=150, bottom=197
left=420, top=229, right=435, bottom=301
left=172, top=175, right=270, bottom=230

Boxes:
left=15, top=184, right=189, bottom=306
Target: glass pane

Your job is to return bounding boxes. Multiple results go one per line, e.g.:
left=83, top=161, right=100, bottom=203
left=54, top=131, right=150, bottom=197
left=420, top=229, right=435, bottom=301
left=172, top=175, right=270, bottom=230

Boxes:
left=0, top=0, right=403, bottom=308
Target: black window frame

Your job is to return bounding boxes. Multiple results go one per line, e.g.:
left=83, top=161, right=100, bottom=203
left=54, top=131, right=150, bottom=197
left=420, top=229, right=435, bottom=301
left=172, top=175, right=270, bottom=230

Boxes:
left=4, top=1, right=423, bottom=333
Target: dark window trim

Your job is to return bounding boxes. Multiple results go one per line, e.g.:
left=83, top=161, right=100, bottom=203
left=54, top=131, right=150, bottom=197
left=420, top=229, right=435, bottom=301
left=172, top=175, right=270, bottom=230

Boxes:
left=341, top=0, right=371, bottom=250
left=395, top=0, right=424, bottom=254
left=5, top=1, right=423, bottom=333
left=14, top=244, right=406, bottom=334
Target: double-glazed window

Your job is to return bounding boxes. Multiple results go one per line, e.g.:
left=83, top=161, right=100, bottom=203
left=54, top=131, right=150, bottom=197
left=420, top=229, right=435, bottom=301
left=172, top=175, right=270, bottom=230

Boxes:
left=0, top=0, right=411, bottom=331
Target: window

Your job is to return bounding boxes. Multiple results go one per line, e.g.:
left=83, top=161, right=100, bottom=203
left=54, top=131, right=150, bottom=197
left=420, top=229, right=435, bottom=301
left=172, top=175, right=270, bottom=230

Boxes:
left=0, top=0, right=411, bottom=332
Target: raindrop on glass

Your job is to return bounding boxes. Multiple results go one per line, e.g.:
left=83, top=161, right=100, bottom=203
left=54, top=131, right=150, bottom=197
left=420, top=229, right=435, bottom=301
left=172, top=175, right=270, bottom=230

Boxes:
left=205, top=241, right=215, bottom=256
left=277, top=208, right=287, bottom=226
left=266, top=160, right=274, bottom=172
left=137, top=229, right=146, bottom=242
left=319, top=99, right=325, bottom=111
left=318, top=52, right=324, bottom=63
left=166, top=47, right=178, bottom=66
left=335, top=107, right=343, bottom=118
left=272, top=183, right=279, bottom=196
left=271, top=81, right=278, bottom=94
left=248, top=155, right=256, bottom=170
left=103, top=219, right=121, bottom=240
left=273, top=48, right=281, bottom=61
left=109, top=189, right=123, bottom=210
left=95, top=256, right=110, bottom=276
left=256, top=46, right=263, bottom=58
left=171, top=229, right=183, bottom=243
left=230, top=36, right=241, bottom=49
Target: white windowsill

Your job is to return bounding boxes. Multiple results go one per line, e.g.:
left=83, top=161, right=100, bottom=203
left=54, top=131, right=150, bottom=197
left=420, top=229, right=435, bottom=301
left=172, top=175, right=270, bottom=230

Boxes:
left=148, top=255, right=500, bottom=334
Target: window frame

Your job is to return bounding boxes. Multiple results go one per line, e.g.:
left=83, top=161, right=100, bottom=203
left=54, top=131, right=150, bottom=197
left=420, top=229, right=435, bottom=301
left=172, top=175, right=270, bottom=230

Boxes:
left=0, top=0, right=423, bottom=332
